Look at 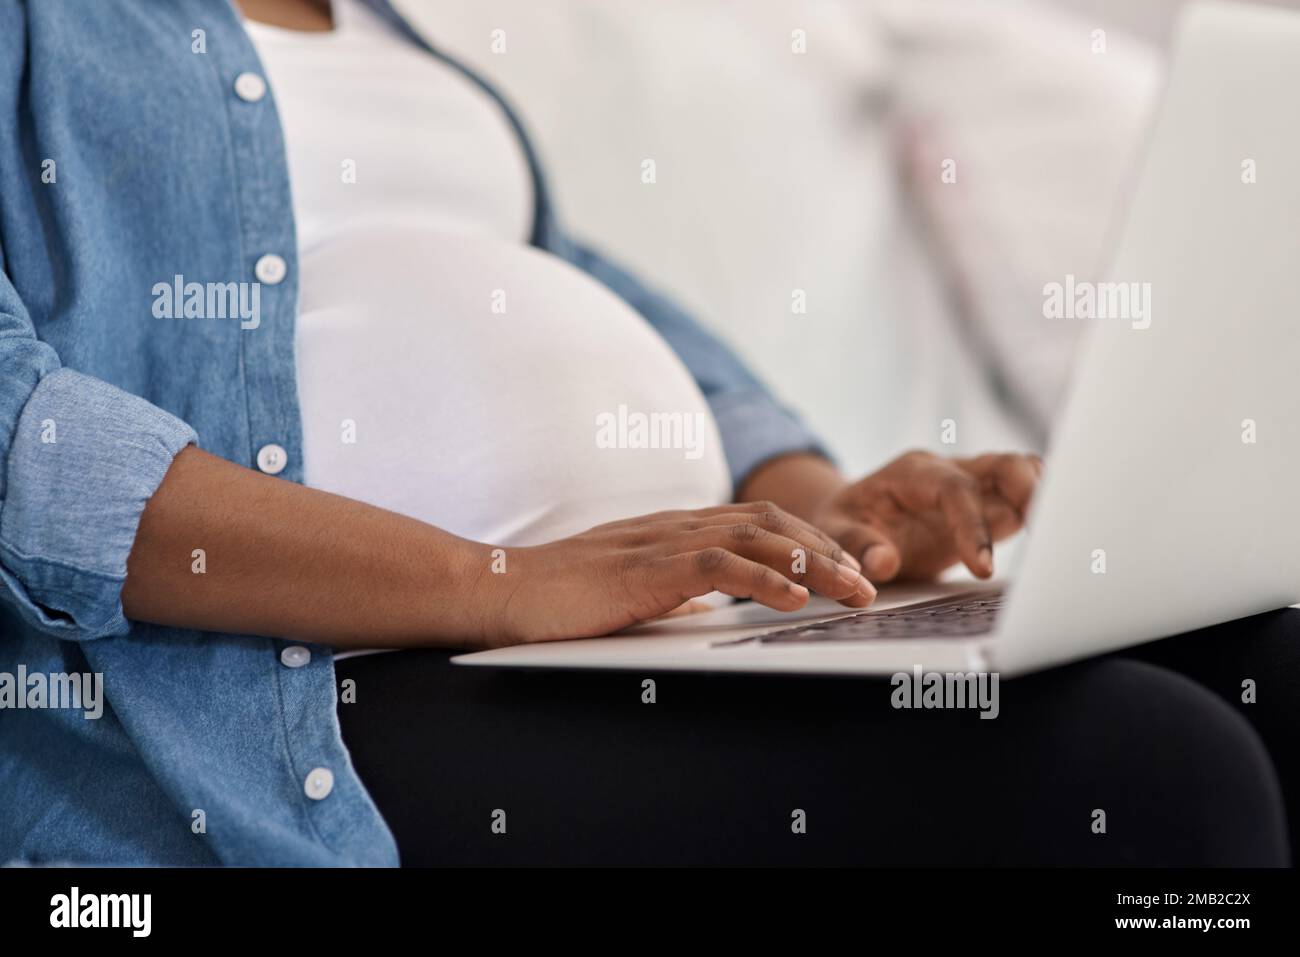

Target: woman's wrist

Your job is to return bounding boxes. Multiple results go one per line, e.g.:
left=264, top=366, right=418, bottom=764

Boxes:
left=735, top=451, right=846, bottom=524
left=455, top=539, right=530, bottom=647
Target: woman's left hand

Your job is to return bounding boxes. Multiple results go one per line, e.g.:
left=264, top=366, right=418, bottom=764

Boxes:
left=808, top=450, right=1043, bottom=583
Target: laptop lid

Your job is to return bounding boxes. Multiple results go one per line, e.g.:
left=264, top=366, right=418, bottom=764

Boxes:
left=992, top=0, right=1300, bottom=675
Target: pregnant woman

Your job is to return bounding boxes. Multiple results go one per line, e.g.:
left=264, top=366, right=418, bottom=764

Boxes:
left=0, top=0, right=1294, bottom=866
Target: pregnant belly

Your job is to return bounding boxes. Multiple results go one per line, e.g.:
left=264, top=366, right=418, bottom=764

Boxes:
left=295, top=229, right=732, bottom=545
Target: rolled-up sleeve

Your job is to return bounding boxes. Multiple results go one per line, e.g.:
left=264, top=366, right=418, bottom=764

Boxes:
left=557, top=238, right=832, bottom=491
left=0, top=283, right=196, bottom=641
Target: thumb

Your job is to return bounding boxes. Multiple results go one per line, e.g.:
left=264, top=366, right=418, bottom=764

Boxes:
left=835, top=522, right=902, bottom=583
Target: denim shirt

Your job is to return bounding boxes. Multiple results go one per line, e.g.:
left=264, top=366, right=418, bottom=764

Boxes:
left=0, top=0, right=824, bottom=865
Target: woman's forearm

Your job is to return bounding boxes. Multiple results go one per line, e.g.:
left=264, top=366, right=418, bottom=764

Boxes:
left=736, top=452, right=846, bottom=522
left=122, top=446, right=494, bottom=648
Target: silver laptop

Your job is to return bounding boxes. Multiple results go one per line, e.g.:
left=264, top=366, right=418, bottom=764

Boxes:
left=455, top=0, right=1300, bottom=679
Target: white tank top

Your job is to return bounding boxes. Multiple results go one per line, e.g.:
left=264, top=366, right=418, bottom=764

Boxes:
left=244, top=0, right=731, bottom=546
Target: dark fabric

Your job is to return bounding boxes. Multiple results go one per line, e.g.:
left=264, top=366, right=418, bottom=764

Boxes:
left=1121, top=608, right=1300, bottom=861
left=336, top=614, right=1295, bottom=866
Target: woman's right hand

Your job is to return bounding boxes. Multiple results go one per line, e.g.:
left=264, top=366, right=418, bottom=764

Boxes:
left=475, top=501, right=878, bottom=647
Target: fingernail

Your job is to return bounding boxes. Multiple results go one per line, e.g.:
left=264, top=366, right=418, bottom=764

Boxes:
left=836, top=563, right=863, bottom=587
left=978, top=547, right=993, bottom=575
left=858, top=577, right=877, bottom=600
left=840, top=552, right=862, bottom=572
left=788, top=583, right=810, bottom=599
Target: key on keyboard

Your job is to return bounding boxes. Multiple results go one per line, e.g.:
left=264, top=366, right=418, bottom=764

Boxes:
left=723, top=589, right=1005, bottom=645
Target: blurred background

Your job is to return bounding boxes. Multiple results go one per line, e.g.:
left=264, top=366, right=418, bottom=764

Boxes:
left=401, top=0, right=1296, bottom=475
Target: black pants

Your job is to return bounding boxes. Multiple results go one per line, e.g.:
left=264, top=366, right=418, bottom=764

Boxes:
left=335, top=609, right=1298, bottom=866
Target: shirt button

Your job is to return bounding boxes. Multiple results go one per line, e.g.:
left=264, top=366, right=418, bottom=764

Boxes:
left=304, top=767, right=334, bottom=801
left=254, top=253, right=287, bottom=285
left=234, top=71, right=267, bottom=102
left=256, top=443, right=287, bottom=475
left=280, top=645, right=311, bottom=668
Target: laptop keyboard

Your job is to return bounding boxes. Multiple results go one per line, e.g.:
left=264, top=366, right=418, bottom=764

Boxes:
left=726, top=588, right=1005, bottom=645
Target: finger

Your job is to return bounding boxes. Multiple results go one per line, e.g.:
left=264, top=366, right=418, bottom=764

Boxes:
left=650, top=507, right=855, bottom=569
left=659, top=599, right=715, bottom=618
left=982, top=496, right=1023, bottom=541
left=602, top=500, right=826, bottom=529
left=598, top=502, right=765, bottom=527
left=590, top=503, right=767, bottom=537
left=659, top=548, right=810, bottom=612
left=679, top=524, right=876, bottom=605
left=833, top=521, right=903, bottom=583
left=603, top=502, right=861, bottom=571
left=934, top=472, right=994, bottom=578
left=736, top=501, right=860, bottom=569
left=959, top=453, right=1040, bottom=520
